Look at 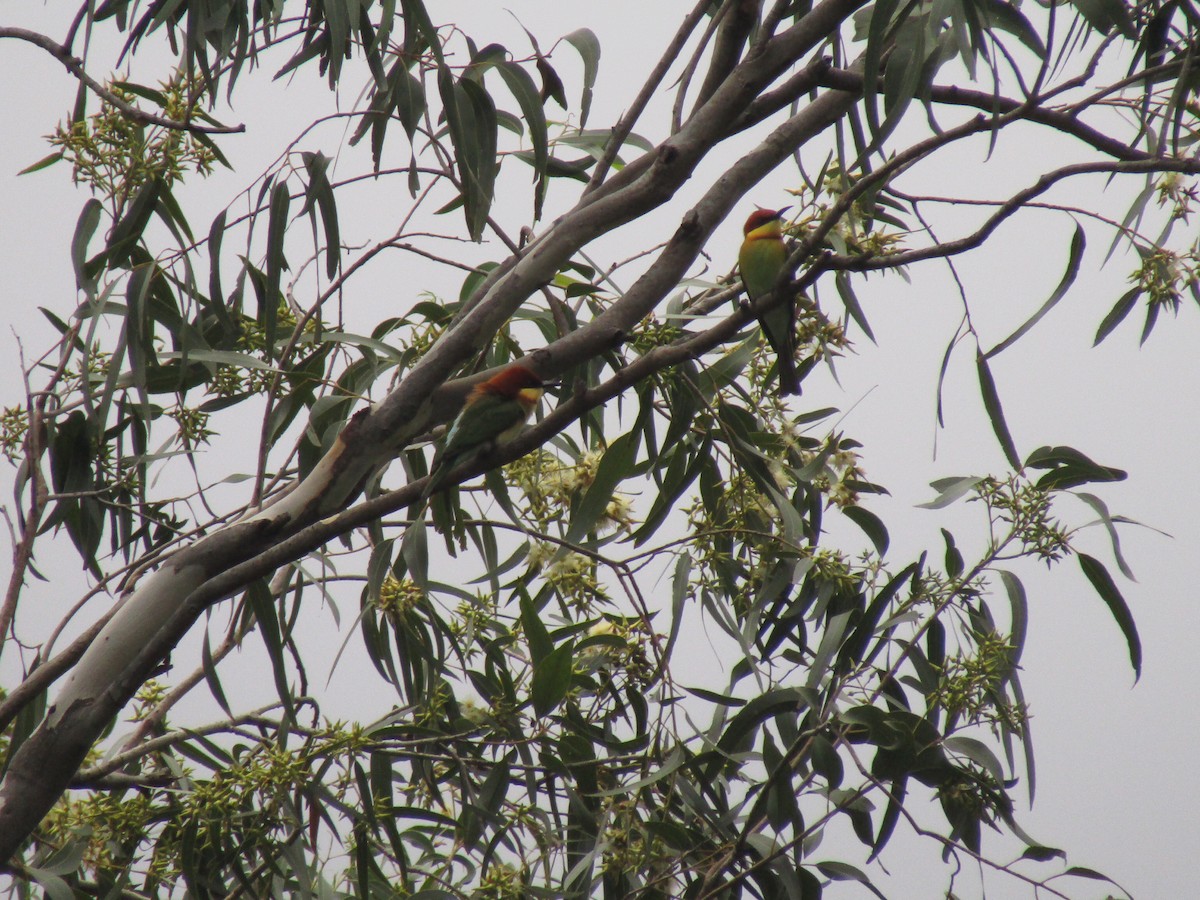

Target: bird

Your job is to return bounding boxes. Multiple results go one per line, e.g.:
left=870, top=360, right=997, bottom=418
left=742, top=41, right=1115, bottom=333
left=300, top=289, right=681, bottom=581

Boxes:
left=421, top=363, right=547, bottom=501
left=738, top=206, right=800, bottom=395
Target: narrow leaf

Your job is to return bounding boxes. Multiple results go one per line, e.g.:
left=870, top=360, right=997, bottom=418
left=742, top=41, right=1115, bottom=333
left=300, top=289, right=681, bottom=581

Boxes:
left=1093, top=287, right=1141, bottom=345
left=520, top=592, right=553, bottom=666
left=836, top=271, right=876, bottom=342
left=997, top=569, right=1028, bottom=666
left=843, top=505, right=889, bottom=556
left=1073, top=491, right=1136, bottom=580
left=985, top=223, right=1084, bottom=358
left=71, top=199, right=103, bottom=295
left=264, top=179, right=291, bottom=355
left=531, top=643, right=574, bottom=717
left=976, top=350, right=1019, bottom=469
left=565, top=432, right=633, bottom=545
left=917, top=475, right=985, bottom=509
left=1078, top=553, right=1142, bottom=679
left=301, top=151, right=341, bottom=279
left=564, top=28, right=600, bottom=127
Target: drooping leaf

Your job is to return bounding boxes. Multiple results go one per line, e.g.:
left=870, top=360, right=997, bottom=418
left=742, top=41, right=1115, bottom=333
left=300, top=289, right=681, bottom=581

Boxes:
left=1078, top=553, right=1142, bottom=679
left=531, top=642, right=574, bottom=717
left=976, top=350, right=1019, bottom=469
left=564, top=28, right=600, bottom=127
left=520, top=591, right=553, bottom=666
left=495, top=60, right=549, bottom=218
left=247, top=577, right=295, bottom=718
left=300, top=151, right=341, bottom=279
left=565, top=432, right=634, bottom=545
left=1093, top=287, right=1141, bottom=345
left=441, top=72, right=498, bottom=240
left=264, top=178, right=292, bottom=355
left=985, top=223, right=1084, bottom=358
left=843, top=504, right=888, bottom=556
left=1073, top=491, right=1137, bottom=580
left=71, top=199, right=103, bottom=296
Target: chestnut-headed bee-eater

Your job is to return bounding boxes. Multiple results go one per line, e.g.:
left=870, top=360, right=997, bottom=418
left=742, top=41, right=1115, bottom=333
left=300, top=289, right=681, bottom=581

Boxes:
left=421, top=364, right=546, bottom=500
left=739, top=207, right=800, bottom=395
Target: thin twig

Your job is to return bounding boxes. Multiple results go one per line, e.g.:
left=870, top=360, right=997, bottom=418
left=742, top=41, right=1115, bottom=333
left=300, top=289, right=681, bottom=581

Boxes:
left=0, top=27, right=245, bottom=135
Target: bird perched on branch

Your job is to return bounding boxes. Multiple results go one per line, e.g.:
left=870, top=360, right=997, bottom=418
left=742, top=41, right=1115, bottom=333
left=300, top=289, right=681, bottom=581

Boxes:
left=739, top=207, right=799, bottom=396
left=421, top=364, right=547, bottom=501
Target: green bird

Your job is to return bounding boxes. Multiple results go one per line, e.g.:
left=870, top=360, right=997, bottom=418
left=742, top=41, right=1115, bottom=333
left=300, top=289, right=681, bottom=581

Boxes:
left=738, top=206, right=799, bottom=396
left=421, top=363, right=546, bottom=501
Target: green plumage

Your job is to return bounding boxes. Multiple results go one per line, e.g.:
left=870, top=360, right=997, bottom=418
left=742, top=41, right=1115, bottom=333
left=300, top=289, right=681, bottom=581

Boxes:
left=739, top=209, right=800, bottom=395
left=421, top=367, right=544, bottom=502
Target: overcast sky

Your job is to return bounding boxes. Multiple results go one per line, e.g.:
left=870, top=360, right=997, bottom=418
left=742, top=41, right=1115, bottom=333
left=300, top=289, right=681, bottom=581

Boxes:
left=1, top=3, right=1198, bottom=897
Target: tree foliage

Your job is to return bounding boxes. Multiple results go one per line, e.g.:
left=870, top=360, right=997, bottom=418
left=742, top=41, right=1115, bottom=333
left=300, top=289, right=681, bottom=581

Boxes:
left=1, top=0, right=1197, bottom=896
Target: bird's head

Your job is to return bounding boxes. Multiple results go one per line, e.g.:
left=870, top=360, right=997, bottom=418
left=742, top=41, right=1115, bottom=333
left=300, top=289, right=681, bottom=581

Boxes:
left=743, top=206, right=791, bottom=237
left=474, top=364, right=546, bottom=409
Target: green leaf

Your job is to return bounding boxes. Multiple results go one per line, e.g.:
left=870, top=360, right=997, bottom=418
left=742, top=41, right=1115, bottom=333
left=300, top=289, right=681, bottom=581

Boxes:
left=1073, top=491, right=1136, bottom=580
left=1070, top=0, right=1137, bottom=39
left=941, top=528, right=963, bottom=578
left=985, top=223, right=1084, bottom=358
left=843, top=505, right=888, bottom=556
left=495, top=61, right=549, bottom=218
left=202, top=629, right=232, bottom=718
left=264, top=179, right=291, bottom=354
left=861, top=0, right=901, bottom=139
left=401, top=518, right=429, bottom=590
left=682, top=685, right=746, bottom=707
left=207, top=209, right=234, bottom=333
left=17, top=150, right=63, bottom=175
left=1078, top=553, right=1141, bottom=679
left=26, top=868, right=75, bottom=900
left=917, top=475, right=986, bottom=509
left=976, top=350, right=1019, bottom=469
left=301, top=151, right=341, bottom=279
left=982, top=0, right=1046, bottom=57
left=520, top=591, right=553, bottom=666
left=564, top=28, right=600, bottom=127
left=709, top=687, right=810, bottom=779
left=1093, top=287, right=1141, bottom=345
left=531, top=643, right=574, bottom=717
left=103, top=177, right=162, bottom=268
left=71, top=199, right=103, bottom=295
left=997, top=569, right=1028, bottom=666
left=810, top=734, right=844, bottom=789
left=836, top=271, right=875, bottom=342
left=1022, top=845, right=1067, bottom=861
left=934, top=329, right=961, bottom=427
left=815, top=860, right=885, bottom=899
left=1064, top=866, right=1124, bottom=883
left=1025, top=444, right=1126, bottom=491
left=247, top=578, right=295, bottom=717
left=943, top=736, right=1005, bottom=784
left=442, top=72, right=498, bottom=241
left=565, top=432, right=634, bottom=545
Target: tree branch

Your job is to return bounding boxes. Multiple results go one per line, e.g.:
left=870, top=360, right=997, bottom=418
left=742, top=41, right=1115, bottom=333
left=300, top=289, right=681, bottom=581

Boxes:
left=0, top=27, right=245, bottom=135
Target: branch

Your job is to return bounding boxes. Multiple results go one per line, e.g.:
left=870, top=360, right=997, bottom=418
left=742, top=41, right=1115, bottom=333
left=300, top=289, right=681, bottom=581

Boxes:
left=691, top=0, right=759, bottom=114
left=816, top=65, right=1172, bottom=163
left=831, top=157, right=1200, bottom=273
left=0, top=27, right=245, bottom=135
left=585, top=0, right=713, bottom=192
